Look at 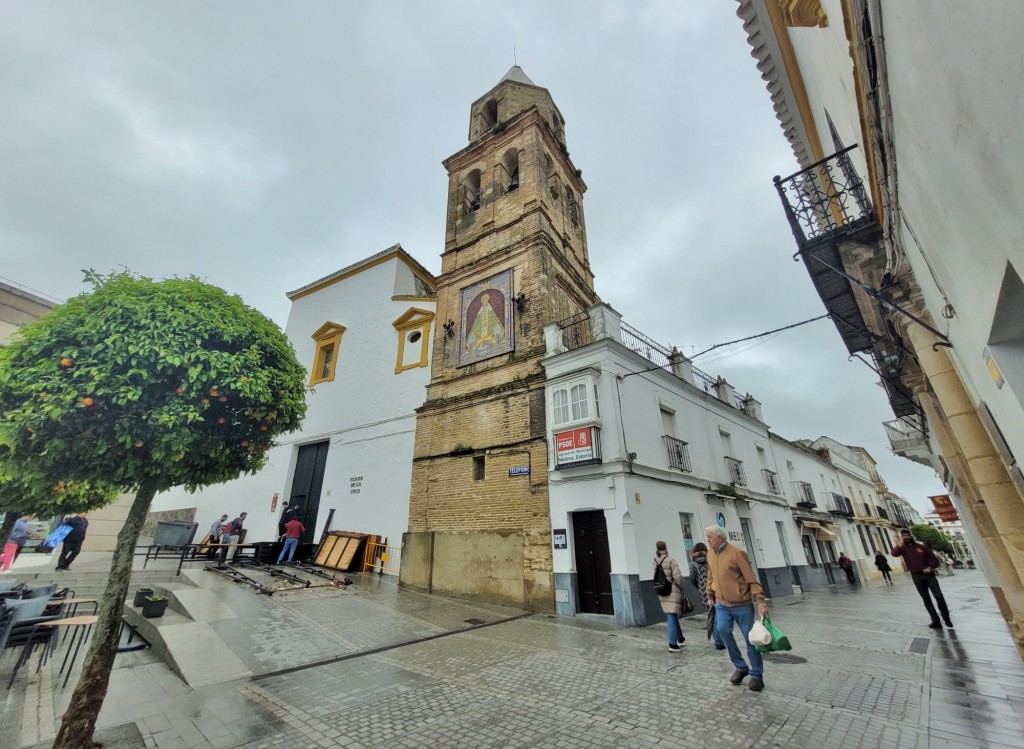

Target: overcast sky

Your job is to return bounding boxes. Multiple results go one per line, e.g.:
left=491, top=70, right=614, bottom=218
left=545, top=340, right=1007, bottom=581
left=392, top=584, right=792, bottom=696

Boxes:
left=0, top=1, right=946, bottom=512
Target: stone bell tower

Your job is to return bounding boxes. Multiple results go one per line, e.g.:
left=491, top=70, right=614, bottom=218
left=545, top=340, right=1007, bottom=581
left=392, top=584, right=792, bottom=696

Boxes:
left=401, top=67, right=597, bottom=611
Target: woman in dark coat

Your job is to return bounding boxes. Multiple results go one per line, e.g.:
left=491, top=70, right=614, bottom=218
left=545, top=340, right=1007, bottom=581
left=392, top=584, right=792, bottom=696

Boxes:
left=654, top=540, right=686, bottom=652
left=874, top=552, right=893, bottom=586
left=689, top=543, right=725, bottom=648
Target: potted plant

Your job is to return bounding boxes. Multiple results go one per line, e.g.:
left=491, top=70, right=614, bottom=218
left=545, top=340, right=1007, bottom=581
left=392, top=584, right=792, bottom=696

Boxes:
left=142, top=594, right=169, bottom=618
left=133, top=588, right=154, bottom=607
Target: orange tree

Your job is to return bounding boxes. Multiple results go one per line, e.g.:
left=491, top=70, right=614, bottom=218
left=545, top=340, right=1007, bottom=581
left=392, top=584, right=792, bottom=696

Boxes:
left=0, top=271, right=307, bottom=749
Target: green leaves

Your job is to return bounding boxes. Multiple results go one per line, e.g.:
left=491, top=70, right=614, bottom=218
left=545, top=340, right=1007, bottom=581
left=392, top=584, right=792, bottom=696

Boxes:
left=0, top=270, right=307, bottom=497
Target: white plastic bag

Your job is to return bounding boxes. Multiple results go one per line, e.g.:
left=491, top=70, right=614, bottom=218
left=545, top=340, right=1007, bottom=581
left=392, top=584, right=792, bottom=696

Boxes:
left=748, top=617, right=772, bottom=646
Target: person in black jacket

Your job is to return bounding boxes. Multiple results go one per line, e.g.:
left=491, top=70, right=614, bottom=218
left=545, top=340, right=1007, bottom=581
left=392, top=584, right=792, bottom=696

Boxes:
left=893, top=528, right=952, bottom=628
left=874, top=552, right=893, bottom=586
left=56, top=513, right=89, bottom=570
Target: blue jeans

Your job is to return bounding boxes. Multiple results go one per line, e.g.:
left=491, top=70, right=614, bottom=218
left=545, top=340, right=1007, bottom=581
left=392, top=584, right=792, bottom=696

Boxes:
left=277, top=537, right=298, bottom=563
left=715, top=602, right=763, bottom=679
left=666, top=613, right=684, bottom=646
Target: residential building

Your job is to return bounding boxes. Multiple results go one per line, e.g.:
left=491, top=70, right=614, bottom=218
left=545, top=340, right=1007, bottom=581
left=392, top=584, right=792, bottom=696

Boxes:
left=735, top=0, right=1024, bottom=656
left=149, top=245, right=437, bottom=554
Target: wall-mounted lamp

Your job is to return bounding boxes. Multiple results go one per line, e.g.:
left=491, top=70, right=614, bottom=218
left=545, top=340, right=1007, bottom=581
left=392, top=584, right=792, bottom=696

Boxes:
left=514, top=293, right=527, bottom=314
left=443, top=319, right=455, bottom=339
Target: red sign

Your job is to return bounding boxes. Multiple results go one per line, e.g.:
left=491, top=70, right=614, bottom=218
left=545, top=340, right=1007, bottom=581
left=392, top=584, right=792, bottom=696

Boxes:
left=271, top=493, right=279, bottom=512
left=928, top=494, right=959, bottom=522
left=555, top=427, right=598, bottom=466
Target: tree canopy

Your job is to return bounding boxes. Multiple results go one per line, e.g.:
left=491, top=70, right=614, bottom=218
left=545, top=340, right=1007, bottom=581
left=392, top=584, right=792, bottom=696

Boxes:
left=910, top=523, right=954, bottom=555
left=0, top=270, right=307, bottom=493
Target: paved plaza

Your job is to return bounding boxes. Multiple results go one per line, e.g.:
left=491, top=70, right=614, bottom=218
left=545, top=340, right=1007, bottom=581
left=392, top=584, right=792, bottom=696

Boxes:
left=2, top=560, right=1022, bottom=748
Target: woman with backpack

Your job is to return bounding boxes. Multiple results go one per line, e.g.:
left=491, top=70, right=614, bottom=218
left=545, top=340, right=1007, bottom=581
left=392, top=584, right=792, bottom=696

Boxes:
left=654, top=540, right=686, bottom=652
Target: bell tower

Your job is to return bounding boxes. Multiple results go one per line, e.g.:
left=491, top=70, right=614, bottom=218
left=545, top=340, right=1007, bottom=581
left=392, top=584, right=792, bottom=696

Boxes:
left=402, top=67, right=597, bottom=611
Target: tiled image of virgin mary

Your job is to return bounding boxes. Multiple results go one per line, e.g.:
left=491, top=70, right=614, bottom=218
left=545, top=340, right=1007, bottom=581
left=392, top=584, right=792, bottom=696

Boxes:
left=457, top=269, right=514, bottom=366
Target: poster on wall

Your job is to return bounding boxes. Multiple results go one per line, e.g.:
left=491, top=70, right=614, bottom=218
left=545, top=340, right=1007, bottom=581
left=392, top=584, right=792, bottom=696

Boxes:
left=555, top=427, right=600, bottom=467
left=457, top=269, right=514, bottom=367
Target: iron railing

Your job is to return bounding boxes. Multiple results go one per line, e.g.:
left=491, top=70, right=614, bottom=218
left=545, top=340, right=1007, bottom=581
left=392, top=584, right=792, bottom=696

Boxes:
left=792, top=481, right=816, bottom=507
left=734, top=393, right=749, bottom=410
left=762, top=469, right=782, bottom=495
left=663, top=436, right=692, bottom=472
left=690, top=365, right=717, bottom=396
left=828, top=493, right=854, bottom=517
left=558, top=311, right=593, bottom=351
left=773, top=145, right=873, bottom=246
left=725, top=456, right=747, bottom=486
left=883, top=414, right=928, bottom=452
left=620, top=321, right=673, bottom=369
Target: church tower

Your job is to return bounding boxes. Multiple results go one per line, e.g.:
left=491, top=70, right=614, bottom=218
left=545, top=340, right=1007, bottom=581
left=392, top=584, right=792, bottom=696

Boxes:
left=402, top=67, right=598, bottom=611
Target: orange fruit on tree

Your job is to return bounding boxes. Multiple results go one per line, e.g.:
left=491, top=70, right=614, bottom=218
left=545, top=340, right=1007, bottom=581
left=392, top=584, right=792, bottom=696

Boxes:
left=218, top=395, right=228, bottom=402
left=60, top=358, right=73, bottom=367
left=81, top=396, right=94, bottom=407
left=200, top=399, right=209, bottom=407
left=217, top=417, right=226, bottom=424
left=240, top=440, right=249, bottom=447
left=259, top=424, right=268, bottom=431
left=209, top=388, right=219, bottom=397
left=134, top=440, right=144, bottom=448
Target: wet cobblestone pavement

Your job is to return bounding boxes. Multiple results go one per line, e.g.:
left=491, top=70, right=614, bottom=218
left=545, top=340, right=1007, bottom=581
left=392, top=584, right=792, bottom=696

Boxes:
left=5, top=568, right=1023, bottom=748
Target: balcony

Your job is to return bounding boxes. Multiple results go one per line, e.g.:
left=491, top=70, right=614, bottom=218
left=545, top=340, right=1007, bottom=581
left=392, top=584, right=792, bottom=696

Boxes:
left=725, top=457, right=747, bottom=486
left=773, top=146, right=881, bottom=357
left=883, top=414, right=932, bottom=467
left=876, top=506, right=890, bottom=522
left=663, top=436, right=692, bottom=472
left=792, top=481, right=816, bottom=508
left=762, top=469, right=782, bottom=495
left=828, top=493, right=855, bottom=517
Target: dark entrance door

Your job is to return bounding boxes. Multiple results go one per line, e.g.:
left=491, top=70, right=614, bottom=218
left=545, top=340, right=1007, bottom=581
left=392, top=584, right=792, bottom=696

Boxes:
left=573, top=510, right=614, bottom=615
left=288, top=441, right=329, bottom=544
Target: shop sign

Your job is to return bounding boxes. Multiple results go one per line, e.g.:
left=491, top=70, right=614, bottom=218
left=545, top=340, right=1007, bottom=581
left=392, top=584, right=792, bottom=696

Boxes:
left=555, top=427, right=600, bottom=467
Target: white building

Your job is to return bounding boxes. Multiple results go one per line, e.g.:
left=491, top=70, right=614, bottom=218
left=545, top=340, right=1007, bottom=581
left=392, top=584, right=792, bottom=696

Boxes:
left=544, top=303, right=843, bottom=626
left=150, top=245, right=437, bottom=555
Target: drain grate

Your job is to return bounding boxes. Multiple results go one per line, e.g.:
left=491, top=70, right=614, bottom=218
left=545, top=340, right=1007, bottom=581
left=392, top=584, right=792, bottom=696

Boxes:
left=464, top=618, right=487, bottom=625
left=908, top=637, right=930, bottom=654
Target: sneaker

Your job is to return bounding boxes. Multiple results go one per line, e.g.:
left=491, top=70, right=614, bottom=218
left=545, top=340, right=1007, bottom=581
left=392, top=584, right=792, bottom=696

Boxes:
left=729, top=669, right=749, bottom=685
left=943, top=619, right=953, bottom=628
left=668, top=644, right=682, bottom=653
left=714, top=644, right=727, bottom=650
left=928, top=621, right=942, bottom=629
left=748, top=677, right=765, bottom=692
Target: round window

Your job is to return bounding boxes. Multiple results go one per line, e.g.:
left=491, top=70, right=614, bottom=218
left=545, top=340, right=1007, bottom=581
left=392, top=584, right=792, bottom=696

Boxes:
left=407, top=331, right=422, bottom=343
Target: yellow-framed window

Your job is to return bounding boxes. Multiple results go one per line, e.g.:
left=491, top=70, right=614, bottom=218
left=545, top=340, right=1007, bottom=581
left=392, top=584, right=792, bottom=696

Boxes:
left=309, top=322, right=345, bottom=385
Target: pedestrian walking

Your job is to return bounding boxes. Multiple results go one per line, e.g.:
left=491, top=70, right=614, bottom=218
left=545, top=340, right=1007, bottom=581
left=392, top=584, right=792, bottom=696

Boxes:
left=837, top=552, right=857, bottom=585
left=227, top=512, right=247, bottom=561
left=278, top=503, right=300, bottom=540
left=277, top=516, right=306, bottom=564
left=56, top=513, right=89, bottom=570
left=944, top=555, right=955, bottom=576
left=1, top=514, right=33, bottom=572
left=689, top=543, right=725, bottom=649
left=892, top=527, right=953, bottom=629
left=704, top=525, right=769, bottom=692
left=653, top=540, right=686, bottom=652
left=207, top=515, right=229, bottom=560
left=874, top=551, right=893, bottom=586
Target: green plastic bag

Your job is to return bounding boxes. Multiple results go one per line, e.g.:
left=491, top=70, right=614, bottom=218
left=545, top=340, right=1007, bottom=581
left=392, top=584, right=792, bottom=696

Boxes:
left=754, top=614, right=792, bottom=653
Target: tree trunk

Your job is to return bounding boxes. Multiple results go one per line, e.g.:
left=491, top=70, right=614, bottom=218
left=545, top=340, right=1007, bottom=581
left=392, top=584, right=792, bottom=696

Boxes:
left=0, top=511, right=16, bottom=549
left=52, top=479, right=158, bottom=749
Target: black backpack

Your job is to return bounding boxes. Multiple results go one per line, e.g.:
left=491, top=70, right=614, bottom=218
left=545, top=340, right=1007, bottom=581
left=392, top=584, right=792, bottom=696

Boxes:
left=653, top=559, right=673, bottom=596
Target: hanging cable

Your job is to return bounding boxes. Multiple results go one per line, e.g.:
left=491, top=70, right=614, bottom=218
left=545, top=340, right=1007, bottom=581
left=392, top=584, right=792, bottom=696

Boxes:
left=690, top=314, right=831, bottom=360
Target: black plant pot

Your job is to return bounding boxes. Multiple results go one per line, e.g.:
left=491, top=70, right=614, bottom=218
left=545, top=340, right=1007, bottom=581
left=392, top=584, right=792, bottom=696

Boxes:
left=133, top=588, right=154, bottom=607
left=142, top=597, right=169, bottom=618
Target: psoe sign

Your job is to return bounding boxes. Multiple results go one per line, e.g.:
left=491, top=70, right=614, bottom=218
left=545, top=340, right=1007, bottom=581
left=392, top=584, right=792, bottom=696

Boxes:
left=555, top=427, right=601, bottom=467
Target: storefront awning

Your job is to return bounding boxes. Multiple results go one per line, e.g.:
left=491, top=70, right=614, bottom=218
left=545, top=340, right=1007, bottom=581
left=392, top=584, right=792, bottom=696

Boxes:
left=816, top=528, right=838, bottom=542
left=800, top=521, right=822, bottom=531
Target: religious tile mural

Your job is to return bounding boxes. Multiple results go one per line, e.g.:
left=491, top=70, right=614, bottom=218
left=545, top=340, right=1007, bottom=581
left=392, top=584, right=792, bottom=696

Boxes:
left=457, top=269, right=514, bottom=366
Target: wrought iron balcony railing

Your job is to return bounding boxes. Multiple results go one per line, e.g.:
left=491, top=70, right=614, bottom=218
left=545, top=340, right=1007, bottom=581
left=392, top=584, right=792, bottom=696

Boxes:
left=690, top=365, right=717, bottom=396
left=828, top=493, right=854, bottom=517
left=883, top=415, right=928, bottom=452
left=792, top=481, right=816, bottom=508
left=773, top=145, right=873, bottom=247
left=620, top=321, right=673, bottom=369
left=558, top=311, right=593, bottom=351
left=663, top=436, right=692, bottom=472
left=725, top=456, right=747, bottom=486
left=762, top=469, right=782, bottom=495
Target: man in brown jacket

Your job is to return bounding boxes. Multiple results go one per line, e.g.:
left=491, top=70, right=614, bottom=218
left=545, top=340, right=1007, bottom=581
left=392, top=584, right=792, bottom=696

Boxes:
left=704, top=525, right=769, bottom=691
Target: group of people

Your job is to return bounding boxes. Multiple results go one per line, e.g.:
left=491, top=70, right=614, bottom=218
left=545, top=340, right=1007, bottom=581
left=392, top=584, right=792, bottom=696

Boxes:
left=653, top=525, right=956, bottom=693
left=0, top=514, right=35, bottom=572
left=1, top=512, right=89, bottom=573
left=202, top=504, right=306, bottom=566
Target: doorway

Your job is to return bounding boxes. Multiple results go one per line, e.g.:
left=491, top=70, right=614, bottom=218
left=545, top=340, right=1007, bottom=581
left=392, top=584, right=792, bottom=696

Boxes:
left=775, top=521, right=800, bottom=586
left=288, top=441, right=329, bottom=544
left=573, top=510, right=614, bottom=615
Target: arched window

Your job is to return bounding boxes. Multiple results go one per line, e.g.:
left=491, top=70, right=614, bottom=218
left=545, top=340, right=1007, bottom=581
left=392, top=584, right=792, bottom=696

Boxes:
left=482, top=99, right=498, bottom=128
left=501, top=149, right=519, bottom=192
left=462, top=169, right=481, bottom=213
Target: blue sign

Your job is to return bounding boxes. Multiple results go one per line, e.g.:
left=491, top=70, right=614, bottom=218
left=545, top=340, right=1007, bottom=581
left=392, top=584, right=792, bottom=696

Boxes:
left=509, top=466, right=530, bottom=476
left=716, top=512, right=726, bottom=528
